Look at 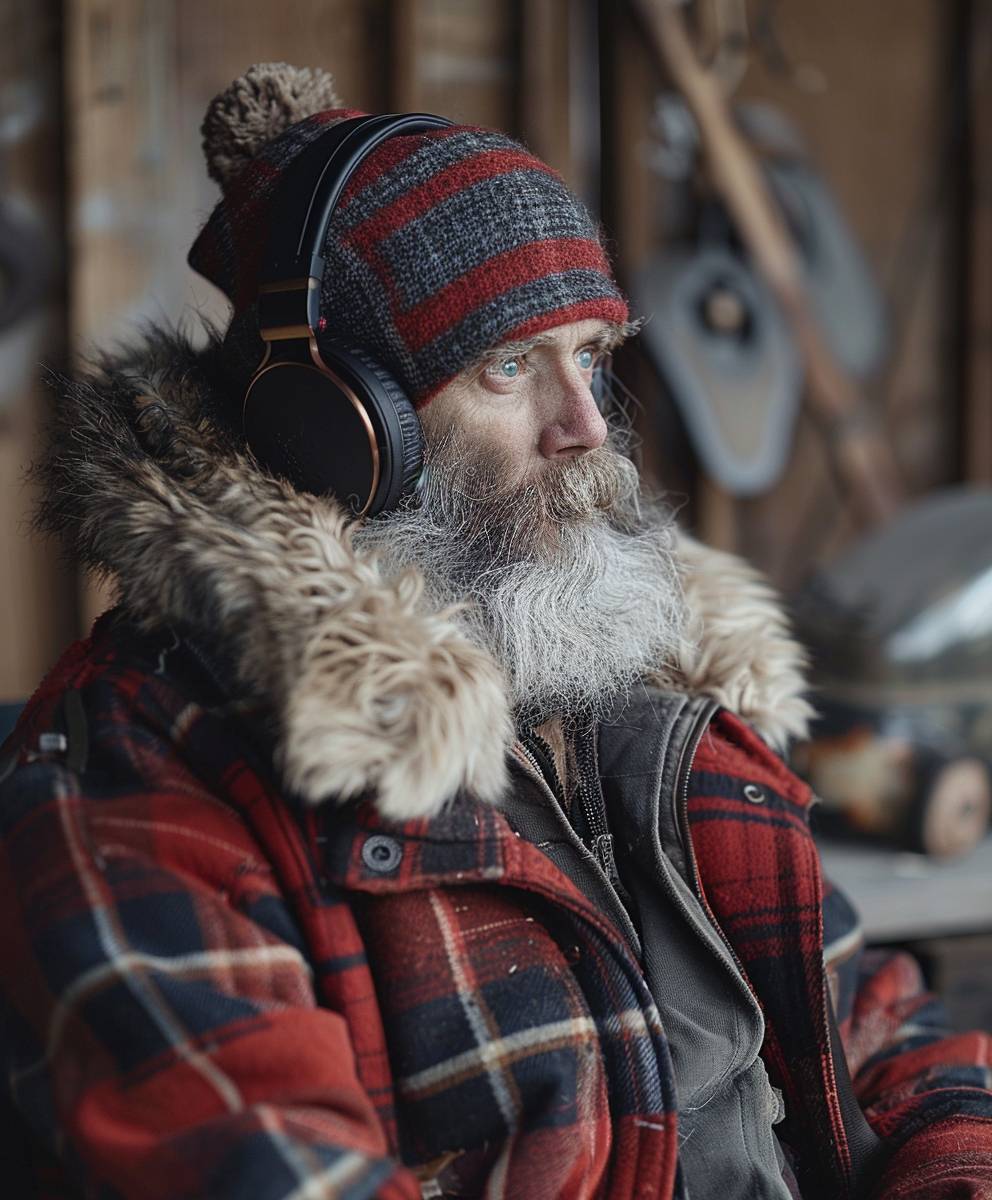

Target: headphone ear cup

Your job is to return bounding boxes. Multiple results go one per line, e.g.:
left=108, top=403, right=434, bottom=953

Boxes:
left=319, top=343, right=425, bottom=516
left=243, top=343, right=424, bottom=517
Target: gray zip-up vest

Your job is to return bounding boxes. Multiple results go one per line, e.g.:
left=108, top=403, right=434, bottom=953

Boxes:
left=507, top=688, right=795, bottom=1199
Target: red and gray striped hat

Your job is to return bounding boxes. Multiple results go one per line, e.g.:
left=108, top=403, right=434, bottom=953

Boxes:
left=188, top=63, right=628, bottom=406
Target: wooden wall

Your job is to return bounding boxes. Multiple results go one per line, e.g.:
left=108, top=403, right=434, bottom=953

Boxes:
left=0, top=0, right=984, bottom=704
left=603, top=0, right=980, bottom=585
left=0, top=1, right=75, bottom=704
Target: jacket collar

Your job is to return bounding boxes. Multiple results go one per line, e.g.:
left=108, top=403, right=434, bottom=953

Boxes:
left=38, top=325, right=812, bottom=821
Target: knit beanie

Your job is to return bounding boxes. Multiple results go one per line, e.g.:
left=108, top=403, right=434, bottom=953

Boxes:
left=188, top=63, right=628, bottom=406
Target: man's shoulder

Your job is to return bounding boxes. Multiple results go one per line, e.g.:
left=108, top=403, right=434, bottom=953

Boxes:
left=6, top=609, right=224, bottom=753
left=0, top=609, right=274, bottom=836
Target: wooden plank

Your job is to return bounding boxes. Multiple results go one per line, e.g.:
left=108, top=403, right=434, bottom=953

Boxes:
left=67, top=0, right=383, bottom=350
left=817, top=834, right=992, bottom=942
left=401, top=0, right=515, bottom=129
left=65, top=0, right=385, bottom=628
left=66, top=0, right=182, bottom=626
left=388, top=0, right=422, bottom=110
left=696, top=479, right=738, bottom=552
left=734, top=0, right=956, bottom=583
left=600, top=1, right=658, bottom=271
left=0, top=0, right=76, bottom=702
left=391, top=0, right=516, bottom=123
left=599, top=2, right=685, bottom=505
left=964, top=0, right=992, bottom=482
left=518, top=0, right=573, bottom=179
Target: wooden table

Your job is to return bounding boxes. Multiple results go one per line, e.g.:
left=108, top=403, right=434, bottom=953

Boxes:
left=817, top=835, right=992, bottom=942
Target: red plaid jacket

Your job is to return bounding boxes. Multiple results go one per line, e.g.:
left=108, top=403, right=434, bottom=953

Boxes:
left=2, top=612, right=991, bottom=1199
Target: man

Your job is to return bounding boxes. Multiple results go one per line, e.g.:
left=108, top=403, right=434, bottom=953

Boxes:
left=1, top=63, right=990, bottom=1199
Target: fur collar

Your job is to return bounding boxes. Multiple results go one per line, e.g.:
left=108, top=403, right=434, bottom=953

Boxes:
left=37, top=327, right=812, bottom=820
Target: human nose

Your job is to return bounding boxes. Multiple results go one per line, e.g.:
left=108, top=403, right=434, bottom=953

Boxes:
left=537, top=366, right=609, bottom=459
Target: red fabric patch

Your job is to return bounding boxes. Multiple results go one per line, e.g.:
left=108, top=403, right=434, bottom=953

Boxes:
left=395, top=237, right=614, bottom=351
left=340, top=124, right=467, bottom=208
left=343, top=148, right=558, bottom=253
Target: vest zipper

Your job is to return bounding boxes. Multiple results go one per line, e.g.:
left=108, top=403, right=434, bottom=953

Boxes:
left=674, top=699, right=752, bottom=982
left=522, top=720, right=621, bottom=887
left=519, top=728, right=566, bottom=805
left=574, top=716, right=621, bottom=887
left=512, top=736, right=642, bottom=955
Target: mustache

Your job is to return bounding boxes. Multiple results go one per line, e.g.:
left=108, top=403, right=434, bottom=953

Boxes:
left=419, top=430, right=644, bottom=546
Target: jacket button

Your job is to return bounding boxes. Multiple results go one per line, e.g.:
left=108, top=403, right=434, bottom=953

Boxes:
left=362, top=834, right=403, bottom=873
left=743, top=783, right=766, bottom=804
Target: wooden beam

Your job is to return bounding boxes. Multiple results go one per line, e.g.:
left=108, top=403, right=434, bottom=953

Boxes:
left=387, top=0, right=422, bottom=111
left=517, top=0, right=573, bottom=180
left=0, top=0, right=76, bottom=701
left=964, top=1, right=992, bottom=482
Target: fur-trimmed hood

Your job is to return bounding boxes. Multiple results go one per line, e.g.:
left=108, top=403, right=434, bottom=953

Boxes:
left=36, top=327, right=813, bottom=821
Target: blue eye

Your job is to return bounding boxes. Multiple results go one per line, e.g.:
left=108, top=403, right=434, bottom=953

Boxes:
left=577, top=348, right=595, bottom=370
left=500, top=358, right=521, bottom=378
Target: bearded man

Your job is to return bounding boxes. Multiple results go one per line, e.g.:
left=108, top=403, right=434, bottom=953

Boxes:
left=2, top=64, right=991, bottom=1200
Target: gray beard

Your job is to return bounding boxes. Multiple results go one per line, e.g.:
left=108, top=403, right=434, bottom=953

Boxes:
left=350, top=428, right=687, bottom=722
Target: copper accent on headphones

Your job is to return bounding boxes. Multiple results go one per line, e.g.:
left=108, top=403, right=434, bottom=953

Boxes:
left=258, top=276, right=321, bottom=342
left=258, top=277, right=313, bottom=294
left=308, top=338, right=381, bottom=516
left=261, top=323, right=316, bottom=341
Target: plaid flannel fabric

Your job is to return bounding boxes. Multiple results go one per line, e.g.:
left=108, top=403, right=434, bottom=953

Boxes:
left=689, top=716, right=992, bottom=1199
left=2, top=614, right=992, bottom=1198
left=0, top=615, right=676, bottom=1199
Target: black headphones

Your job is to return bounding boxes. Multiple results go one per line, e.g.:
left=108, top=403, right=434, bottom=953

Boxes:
left=244, top=112, right=453, bottom=517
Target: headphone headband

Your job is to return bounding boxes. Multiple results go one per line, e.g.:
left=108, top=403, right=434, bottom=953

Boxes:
left=258, top=112, right=453, bottom=335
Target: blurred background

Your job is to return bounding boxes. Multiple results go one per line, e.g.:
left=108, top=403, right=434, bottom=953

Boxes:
left=0, top=0, right=990, bottom=1018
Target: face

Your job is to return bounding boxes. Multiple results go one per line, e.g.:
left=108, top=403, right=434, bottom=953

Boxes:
left=419, top=318, right=616, bottom=484
left=350, top=316, right=687, bottom=721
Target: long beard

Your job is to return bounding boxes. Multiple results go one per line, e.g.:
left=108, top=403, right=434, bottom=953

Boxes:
left=350, top=428, right=687, bottom=721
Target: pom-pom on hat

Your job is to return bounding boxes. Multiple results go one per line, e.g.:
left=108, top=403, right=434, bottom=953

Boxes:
left=188, top=63, right=628, bottom=406
left=200, top=62, right=344, bottom=188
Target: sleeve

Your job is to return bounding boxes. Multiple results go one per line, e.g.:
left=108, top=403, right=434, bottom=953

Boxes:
left=0, top=757, right=421, bottom=1200
left=824, top=880, right=992, bottom=1198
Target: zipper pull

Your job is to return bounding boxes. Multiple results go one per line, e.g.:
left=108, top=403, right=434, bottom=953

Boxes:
left=592, top=831, right=619, bottom=883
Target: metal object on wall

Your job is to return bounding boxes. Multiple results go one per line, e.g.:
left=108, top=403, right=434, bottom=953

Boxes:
left=631, top=0, right=903, bottom=526
left=633, top=241, right=802, bottom=494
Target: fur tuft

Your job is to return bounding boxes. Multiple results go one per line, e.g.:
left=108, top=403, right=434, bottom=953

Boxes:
left=656, top=532, right=815, bottom=750
left=201, top=63, right=343, bottom=188
left=285, top=588, right=512, bottom=818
